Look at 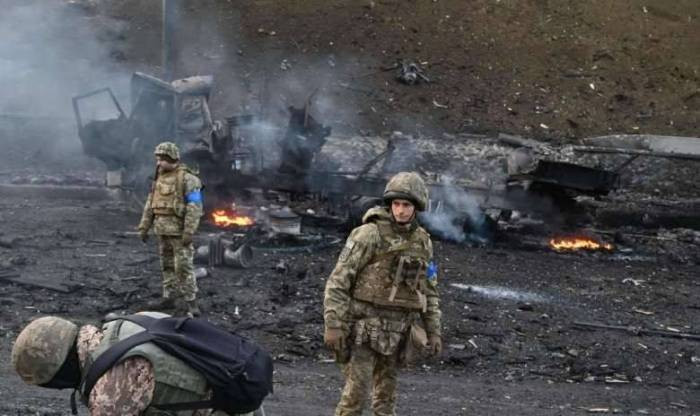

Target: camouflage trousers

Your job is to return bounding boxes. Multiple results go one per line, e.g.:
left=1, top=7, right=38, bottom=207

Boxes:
left=157, top=235, right=197, bottom=301
left=335, top=343, right=400, bottom=416
left=334, top=301, right=415, bottom=416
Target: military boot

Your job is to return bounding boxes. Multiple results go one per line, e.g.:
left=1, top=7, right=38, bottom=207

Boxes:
left=147, top=296, right=176, bottom=311
left=185, top=300, right=201, bottom=318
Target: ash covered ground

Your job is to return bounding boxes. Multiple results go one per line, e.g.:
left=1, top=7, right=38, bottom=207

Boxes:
left=1, top=1, right=700, bottom=415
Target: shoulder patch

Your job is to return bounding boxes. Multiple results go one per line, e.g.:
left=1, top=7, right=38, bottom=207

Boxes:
left=426, top=260, right=438, bottom=286
left=338, top=241, right=355, bottom=263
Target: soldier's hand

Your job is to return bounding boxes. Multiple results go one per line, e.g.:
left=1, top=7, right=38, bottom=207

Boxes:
left=139, top=230, right=149, bottom=243
left=182, top=233, right=193, bottom=246
left=428, top=334, right=442, bottom=356
left=324, top=327, right=345, bottom=351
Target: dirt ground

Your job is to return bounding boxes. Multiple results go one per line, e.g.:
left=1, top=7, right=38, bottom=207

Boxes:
left=1, top=1, right=700, bottom=415
left=93, top=0, right=700, bottom=140
left=1, top=132, right=698, bottom=414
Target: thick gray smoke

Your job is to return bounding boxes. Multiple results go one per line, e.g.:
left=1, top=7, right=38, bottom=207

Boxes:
left=419, top=177, right=490, bottom=244
left=0, top=1, right=130, bottom=118
left=0, top=0, right=133, bottom=170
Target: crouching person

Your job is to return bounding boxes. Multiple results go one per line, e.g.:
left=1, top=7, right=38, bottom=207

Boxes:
left=12, top=312, right=273, bottom=415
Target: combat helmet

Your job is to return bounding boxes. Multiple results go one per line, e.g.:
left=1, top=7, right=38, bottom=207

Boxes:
left=154, top=141, right=180, bottom=161
left=383, top=171, right=429, bottom=211
left=11, top=316, right=79, bottom=385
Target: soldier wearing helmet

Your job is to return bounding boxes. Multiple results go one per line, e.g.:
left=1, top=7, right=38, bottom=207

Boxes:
left=324, top=171, right=442, bottom=415
left=138, top=141, right=204, bottom=317
left=11, top=315, right=253, bottom=415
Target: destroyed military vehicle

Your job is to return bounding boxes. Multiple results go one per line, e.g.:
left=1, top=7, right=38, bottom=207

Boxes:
left=74, top=73, right=624, bottom=241
left=73, top=72, right=226, bottom=191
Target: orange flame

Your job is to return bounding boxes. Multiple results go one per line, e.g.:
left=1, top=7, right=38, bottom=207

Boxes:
left=211, top=210, right=254, bottom=227
left=549, top=236, right=613, bottom=251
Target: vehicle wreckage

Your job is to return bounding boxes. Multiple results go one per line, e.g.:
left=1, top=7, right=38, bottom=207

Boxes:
left=74, top=73, right=698, bottom=242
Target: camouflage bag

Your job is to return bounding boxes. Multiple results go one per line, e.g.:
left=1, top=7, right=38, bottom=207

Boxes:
left=402, top=323, right=429, bottom=365
left=354, top=317, right=406, bottom=356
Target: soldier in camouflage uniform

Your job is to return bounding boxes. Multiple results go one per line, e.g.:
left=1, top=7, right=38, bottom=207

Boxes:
left=138, top=142, right=204, bottom=317
left=324, top=172, right=442, bottom=416
left=11, top=314, right=254, bottom=415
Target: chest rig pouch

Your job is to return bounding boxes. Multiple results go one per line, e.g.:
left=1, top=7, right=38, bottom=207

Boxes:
left=150, top=168, right=186, bottom=217
left=352, top=221, right=430, bottom=311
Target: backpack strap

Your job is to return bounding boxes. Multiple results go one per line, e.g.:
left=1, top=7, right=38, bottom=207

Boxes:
left=82, top=315, right=218, bottom=412
left=80, top=330, right=155, bottom=404
left=81, top=314, right=164, bottom=404
left=176, top=166, right=186, bottom=200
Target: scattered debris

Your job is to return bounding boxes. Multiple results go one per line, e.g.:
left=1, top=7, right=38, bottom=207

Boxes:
left=432, top=100, right=448, bottom=109
left=451, top=283, right=548, bottom=303
left=0, top=273, right=71, bottom=293
left=573, top=321, right=700, bottom=341
left=396, top=61, right=430, bottom=85
left=0, top=237, right=17, bottom=249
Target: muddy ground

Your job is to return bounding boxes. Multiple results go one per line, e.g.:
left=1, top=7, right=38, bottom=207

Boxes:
left=1, top=0, right=700, bottom=415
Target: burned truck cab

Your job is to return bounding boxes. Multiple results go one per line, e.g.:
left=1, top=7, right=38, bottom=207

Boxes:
left=73, top=72, right=220, bottom=191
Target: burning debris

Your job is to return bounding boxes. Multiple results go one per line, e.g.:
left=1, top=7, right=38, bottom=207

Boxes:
left=549, top=235, right=614, bottom=252
left=211, top=209, right=255, bottom=228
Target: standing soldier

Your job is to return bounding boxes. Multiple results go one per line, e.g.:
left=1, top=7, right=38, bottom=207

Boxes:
left=324, top=171, right=442, bottom=416
left=138, top=141, right=203, bottom=317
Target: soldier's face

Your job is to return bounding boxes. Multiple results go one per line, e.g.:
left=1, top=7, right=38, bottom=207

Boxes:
left=156, top=156, right=177, bottom=172
left=391, top=199, right=416, bottom=224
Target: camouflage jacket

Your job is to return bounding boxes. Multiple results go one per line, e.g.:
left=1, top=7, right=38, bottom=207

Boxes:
left=323, top=206, right=441, bottom=337
left=138, top=165, right=203, bottom=236
left=77, top=325, right=246, bottom=416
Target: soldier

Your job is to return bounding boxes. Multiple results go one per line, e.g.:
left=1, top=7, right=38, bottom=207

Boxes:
left=324, top=171, right=442, bottom=416
left=11, top=314, right=254, bottom=415
left=138, top=141, right=203, bottom=317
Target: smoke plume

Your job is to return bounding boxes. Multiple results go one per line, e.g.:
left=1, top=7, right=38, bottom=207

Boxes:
left=419, top=176, right=492, bottom=244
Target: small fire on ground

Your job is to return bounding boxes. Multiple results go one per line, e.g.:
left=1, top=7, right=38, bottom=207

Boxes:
left=211, top=209, right=254, bottom=227
left=549, top=235, right=613, bottom=252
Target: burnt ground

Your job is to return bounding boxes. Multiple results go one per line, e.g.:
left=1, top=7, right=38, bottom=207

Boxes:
left=0, top=134, right=699, bottom=415
left=1, top=0, right=700, bottom=415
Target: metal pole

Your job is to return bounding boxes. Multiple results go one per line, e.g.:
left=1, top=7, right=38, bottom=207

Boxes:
left=162, top=0, right=177, bottom=81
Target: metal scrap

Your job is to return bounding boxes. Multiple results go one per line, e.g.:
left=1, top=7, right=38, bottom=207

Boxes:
left=397, top=61, right=430, bottom=85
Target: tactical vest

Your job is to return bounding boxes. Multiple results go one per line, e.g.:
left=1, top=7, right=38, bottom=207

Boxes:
left=84, top=313, right=209, bottom=415
left=150, top=167, right=188, bottom=218
left=352, top=221, right=431, bottom=311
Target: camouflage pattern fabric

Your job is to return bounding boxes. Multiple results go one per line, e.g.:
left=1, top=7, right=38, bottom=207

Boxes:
left=77, top=325, right=253, bottom=416
left=78, top=325, right=156, bottom=415
left=11, top=316, right=79, bottom=385
left=333, top=300, right=416, bottom=416
left=139, top=164, right=202, bottom=303
left=139, top=167, right=203, bottom=236
left=335, top=343, right=398, bottom=416
left=154, top=141, right=181, bottom=161
left=159, top=235, right=197, bottom=302
left=324, top=207, right=441, bottom=336
left=382, top=171, right=428, bottom=211
left=324, top=203, right=442, bottom=416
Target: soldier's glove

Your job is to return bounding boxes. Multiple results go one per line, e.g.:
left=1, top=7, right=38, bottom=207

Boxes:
left=324, top=327, right=345, bottom=352
left=182, top=233, right=193, bottom=246
left=139, top=229, right=149, bottom=243
left=428, top=334, right=442, bottom=356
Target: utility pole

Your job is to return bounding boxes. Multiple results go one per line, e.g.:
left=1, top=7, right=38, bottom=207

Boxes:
left=162, top=0, right=178, bottom=81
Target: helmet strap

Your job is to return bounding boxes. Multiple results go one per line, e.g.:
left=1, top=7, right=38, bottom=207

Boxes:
left=39, top=339, right=81, bottom=389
